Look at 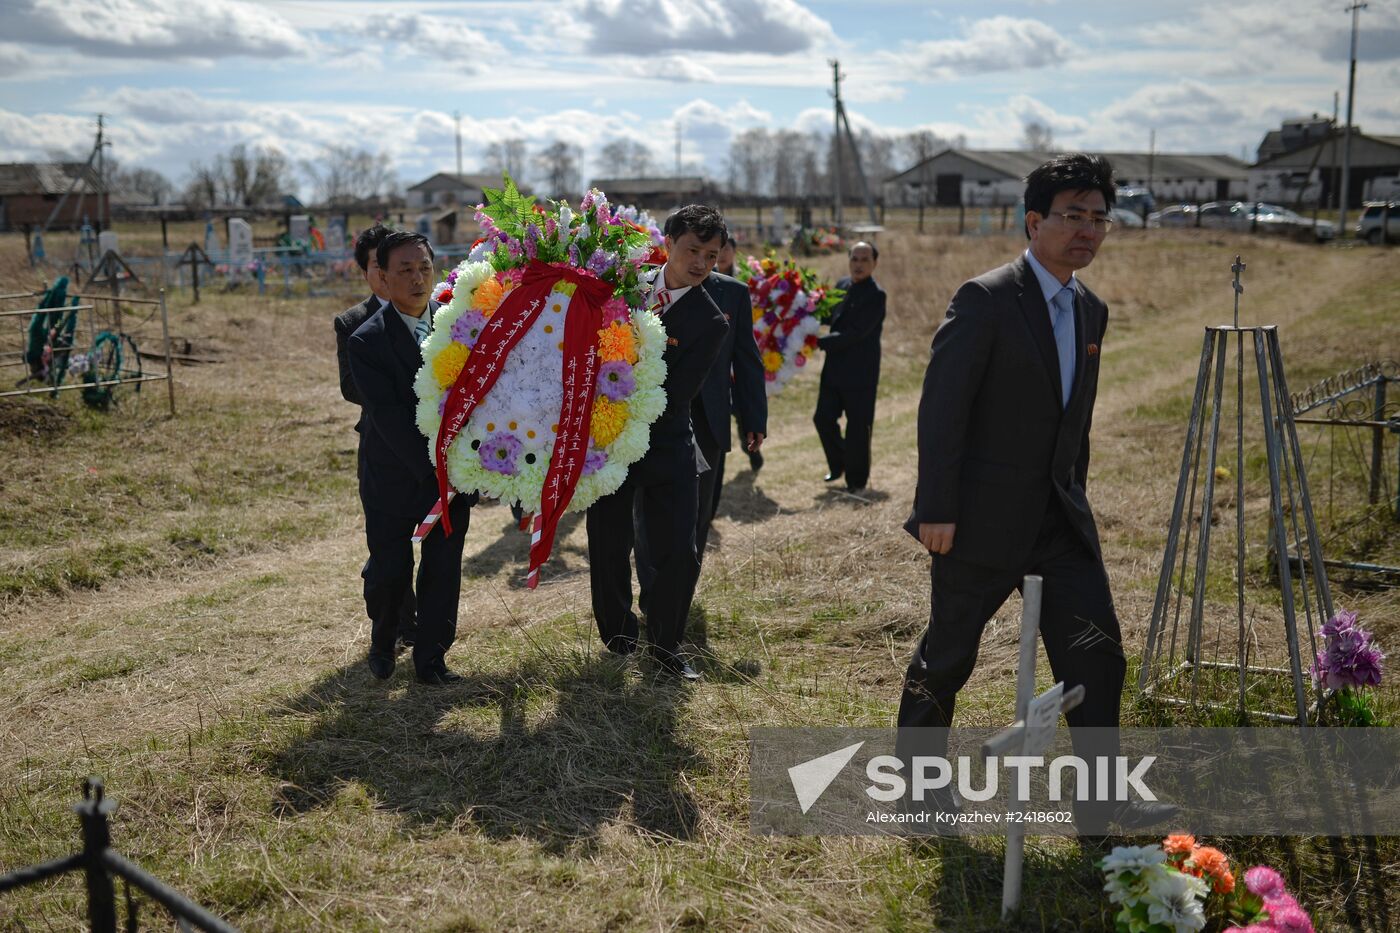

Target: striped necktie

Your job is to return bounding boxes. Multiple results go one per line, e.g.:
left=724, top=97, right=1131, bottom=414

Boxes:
left=649, top=287, right=672, bottom=315
left=413, top=315, right=430, bottom=345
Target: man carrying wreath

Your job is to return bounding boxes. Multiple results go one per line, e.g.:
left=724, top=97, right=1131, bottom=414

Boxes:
left=587, top=205, right=731, bottom=681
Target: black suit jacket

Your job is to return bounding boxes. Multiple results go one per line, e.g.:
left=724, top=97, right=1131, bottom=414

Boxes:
left=904, top=254, right=1107, bottom=570
left=818, top=276, right=886, bottom=390
left=348, top=301, right=472, bottom=519
left=631, top=281, right=730, bottom=484
left=693, top=272, right=766, bottom=453
left=334, top=294, right=383, bottom=410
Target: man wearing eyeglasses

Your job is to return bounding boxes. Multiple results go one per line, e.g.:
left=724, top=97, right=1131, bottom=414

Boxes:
left=898, top=153, right=1175, bottom=834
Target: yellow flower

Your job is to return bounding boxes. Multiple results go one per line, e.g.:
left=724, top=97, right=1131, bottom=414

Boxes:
left=752, top=306, right=763, bottom=324
left=596, top=320, right=638, bottom=364
left=472, top=276, right=506, bottom=316
left=762, top=350, right=783, bottom=373
left=432, top=342, right=470, bottom=388
left=590, top=396, right=629, bottom=447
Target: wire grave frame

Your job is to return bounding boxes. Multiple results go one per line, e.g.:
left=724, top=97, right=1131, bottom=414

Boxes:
left=0, top=287, right=177, bottom=415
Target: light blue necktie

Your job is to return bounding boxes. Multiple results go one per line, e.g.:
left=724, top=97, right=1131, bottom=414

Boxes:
left=413, top=316, right=430, bottom=345
left=1050, top=287, right=1076, bottom=409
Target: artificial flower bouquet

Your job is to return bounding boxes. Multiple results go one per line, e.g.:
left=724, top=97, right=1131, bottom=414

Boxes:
left=734, top=255, right=843, bottom=396
left=1099, top=834, right=1314, bottom=932
left=415, top=177, right=667, bottom=585
left=1312, top=608, right=1385, bottom=726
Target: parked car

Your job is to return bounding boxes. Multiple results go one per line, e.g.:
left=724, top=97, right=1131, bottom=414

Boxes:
left=1146, top=204, right=1197, bottom=227
left=1251, top=203, right=1337, bottom=242
left=1109, top=207, right=1145, bottom=228
left=1356, top=201, right=1399, bottom=245
left=1115, top=186, right=1157, bottom=217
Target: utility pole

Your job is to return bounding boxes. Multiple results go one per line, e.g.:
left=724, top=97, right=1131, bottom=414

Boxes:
left=830, top=59, right=843, bottom=227
left=454, top=110, right=462, bottom=176
left=674, top=120, right=682, bottom=208
left=1147, top=128, right=1156, bottom=201
left=1340, top=1, right=1366, bottom=237
left=95, top=113, right=106, bottom=233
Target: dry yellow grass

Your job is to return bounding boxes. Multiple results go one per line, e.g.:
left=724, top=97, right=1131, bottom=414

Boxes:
left=1, top=222, right=1397, bottom=931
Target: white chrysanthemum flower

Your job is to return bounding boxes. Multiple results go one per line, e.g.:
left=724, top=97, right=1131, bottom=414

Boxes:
left=1145, top=869, right=1208, bottom=932
left=1099, top=845, right=1168, bottom=876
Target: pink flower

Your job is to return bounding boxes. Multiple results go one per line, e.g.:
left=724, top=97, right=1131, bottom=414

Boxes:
left=1244, top=866, right=1285, bottom=899
left=601, top=297, right=629, bottom=325
left=1268, top=903, right=1315, bottom=933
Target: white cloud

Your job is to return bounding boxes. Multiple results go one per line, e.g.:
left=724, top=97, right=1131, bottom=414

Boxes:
left=630, top=56, right=718, bottom=84
left=890, top=16, right=1074, bottom=78
left=360, top=12, right=507, bottom=64
left=0, top=43, right=40, bottom=79
left=971, top=94, right=1088, bottom=145
left=566, top=0, right=835, bottom=55
left=6, top=0, right=311, bottom=60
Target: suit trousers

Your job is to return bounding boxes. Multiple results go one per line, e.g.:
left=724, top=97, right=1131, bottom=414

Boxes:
left=813, top=382, right=876, bottom=489
left=357, top=444, right=417, bottom=635
left=897, top=501, right=1126, bottom=732
left=588, top=468, right=700, bottom=660
left=362, top=494, right=472, bottom=676
left=636, top=431, right=721, bottom=614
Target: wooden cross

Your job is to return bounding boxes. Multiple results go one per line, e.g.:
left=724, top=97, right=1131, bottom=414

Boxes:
left=981, top=575, right=1086, bottom=923
left=177, top=243, right=213, bottom=304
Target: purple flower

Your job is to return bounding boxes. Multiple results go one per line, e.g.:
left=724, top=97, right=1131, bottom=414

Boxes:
left=587, top=248, right=613, bottom=277
left=1313, top=610, right=1385, bottom=689
left=582, top=445, right=607, bottom=476
left=596, top=360, right=635, bottom=400
left=480, top=431, right=522, bottom=475
left=446, top=268, right=459, bottom=286
left=580, top=189, right=596, bottom=211
left=1243, top=866, right=1285, bottom=899
left=1320, top=609, right=1359, bottom=639
left=546, top=217, right=558, bottom=238
left=451, top=311, right=487, bottom=348
left=524, top=223, right=541, bottom=260
left=568, top=242, right=581, bottom=267
left=438, top=394, right=448, bottom=416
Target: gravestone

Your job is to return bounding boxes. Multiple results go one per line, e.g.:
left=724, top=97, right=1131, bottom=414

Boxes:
left=326, top=216, right=347, bottom=253
left=227, top=218, right=254, bottom=266
left=288, top=214, right=310, bottom=245
left=32, top=231, right=46, bottom=264
left=204, top=219, right=222, bottom=257
left=771, top=205, right=786, bottom=244
left=98, top=230, right=119, bottom=257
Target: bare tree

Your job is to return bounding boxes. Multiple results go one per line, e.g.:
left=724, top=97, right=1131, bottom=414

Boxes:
left=727, top=128, right=773, bottom=197
left=302, top=145, right=397, bottom=205
left=183, top=158, right=225, bottom=209
left=598, top=139, right=656, bottom=177
left=226, top=144, right=293, bottom=206
left=1022, top=121, right=1055, bottom=152
left=113, top=165, right=173, bottom=205
left=483, top=138, right=529, bottom=181
left=532, top=139, right=581, bottom=198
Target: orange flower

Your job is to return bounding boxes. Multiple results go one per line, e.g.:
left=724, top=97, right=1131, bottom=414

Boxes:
left=1212, top=868, right=1235, bottom=894
left=1190, top=846, right=1230, bottom=883
left=596, top=321, right=638, bottom=364
left=472, top=276, right=506, bottom=316
left=1163, top=834, right=1196, bottom=857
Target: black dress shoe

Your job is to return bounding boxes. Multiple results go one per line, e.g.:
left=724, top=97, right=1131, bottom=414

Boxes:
left=367, top=654, right=395, bottom=680
left=749, top=450, right=764, bottom=473
left=652, top=652, right=702, bottom=682
left=398, top=626, right=417, bottom=650
left=823, top=471, right=843, bottom=483
left=415, top=665, right=464, bottom=686
left=1112, top=800, right=1180, bottom=831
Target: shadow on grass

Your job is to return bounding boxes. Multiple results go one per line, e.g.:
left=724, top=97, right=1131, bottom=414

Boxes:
left=465, top=508, right=587, bottom=588
left=263, top=650, right=700, bottom=853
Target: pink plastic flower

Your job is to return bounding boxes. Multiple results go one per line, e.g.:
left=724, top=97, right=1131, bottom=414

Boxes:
left=601, top=297, right=629, bottom=325
left=1243, top=866, right=1285, bottom=899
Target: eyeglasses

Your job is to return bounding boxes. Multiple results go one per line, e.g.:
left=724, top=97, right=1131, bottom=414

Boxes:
left=1048, top=210, right=1114, bottom=233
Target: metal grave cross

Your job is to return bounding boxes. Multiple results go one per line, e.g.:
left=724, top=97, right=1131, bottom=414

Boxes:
left=981, top=575, right=1086, bottom=922
left=1231, top=255, right=1246, bottom=328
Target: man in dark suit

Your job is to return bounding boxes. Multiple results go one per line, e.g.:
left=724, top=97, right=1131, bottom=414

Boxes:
left=898, top=154, right=1172, bottom=831
left=814, top=242, right=885, bottom=491
left=587, top=205, right=731, bottom=681
left=333, top=225, right=418, bottom=643
left=348, top=231, right=476, bottom=685
left=718, top=240, right=765, bottom=474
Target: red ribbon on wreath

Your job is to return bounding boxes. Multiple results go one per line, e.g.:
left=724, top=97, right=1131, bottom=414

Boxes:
left=432, top=259, right=612, bottom=587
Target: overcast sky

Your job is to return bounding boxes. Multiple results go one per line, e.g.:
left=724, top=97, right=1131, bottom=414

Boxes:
left=2, top=0, right=1398, bottom=192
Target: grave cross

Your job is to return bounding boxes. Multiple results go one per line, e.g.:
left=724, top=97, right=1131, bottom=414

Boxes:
left=981, top=575, right=1086, bottom=923
left=177, top=243, right=214, bottom=304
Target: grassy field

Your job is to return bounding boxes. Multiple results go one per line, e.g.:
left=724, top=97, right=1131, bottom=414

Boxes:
left=1, top=221, right=1397, bottom=931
